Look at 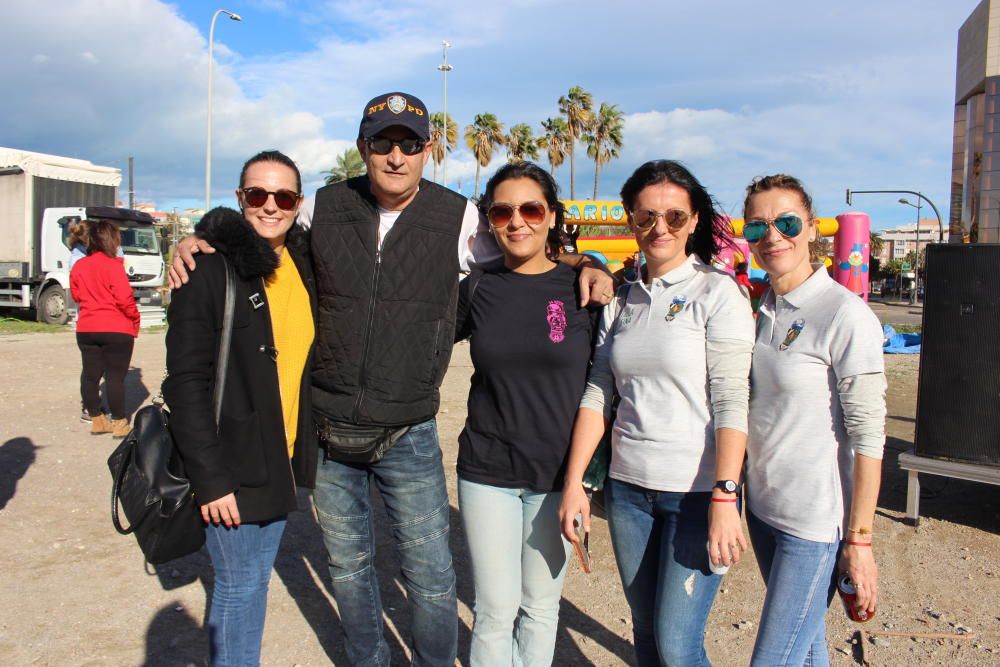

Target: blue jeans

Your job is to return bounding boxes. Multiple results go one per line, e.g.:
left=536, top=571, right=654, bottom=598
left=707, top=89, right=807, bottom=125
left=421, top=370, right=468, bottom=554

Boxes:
left=605, top=479, right=722, bottom=667
left=204, top=517, right=287, bottom=667
left=458, top=478, right=570, bottom=667
left=313, top=418, right=457, bottom=667
left=747, top=512, right=839, bottom=667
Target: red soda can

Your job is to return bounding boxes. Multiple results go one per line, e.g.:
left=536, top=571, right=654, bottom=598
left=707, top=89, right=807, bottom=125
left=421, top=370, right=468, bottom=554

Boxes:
left=838, top=573, right=875, bottom=623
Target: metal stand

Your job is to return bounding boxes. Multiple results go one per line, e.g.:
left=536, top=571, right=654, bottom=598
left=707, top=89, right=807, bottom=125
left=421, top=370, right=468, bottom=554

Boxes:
left=897, top=450, right=1000, bottom=526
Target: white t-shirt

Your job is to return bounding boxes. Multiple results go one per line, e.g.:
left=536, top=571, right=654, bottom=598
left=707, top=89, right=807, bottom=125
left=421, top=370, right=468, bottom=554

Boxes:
left=297, top=193, right=501, bottom=272
left=747, top=267, right=885, bottom=543
left=580, top=254, right=755, bottom=492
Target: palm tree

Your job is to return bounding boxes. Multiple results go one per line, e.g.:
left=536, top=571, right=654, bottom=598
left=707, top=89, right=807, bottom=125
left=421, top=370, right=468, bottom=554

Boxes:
left=506, top=123, right=539, bottom=162
left=869, top=231, right=885, bottom=259
left=583, top=102, right=625, bottom=200
left=324, top=147, right=366, bottom=185
left=558, top=86, right=594, bottom=199
left=429, top=112, right=458, bottom=185
left=464, top=113, right=506, bottom=197
left=538, top=117, right=569, bottom=177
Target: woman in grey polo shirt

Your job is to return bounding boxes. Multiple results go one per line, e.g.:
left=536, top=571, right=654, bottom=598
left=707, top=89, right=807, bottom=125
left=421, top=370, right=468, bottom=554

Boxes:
left=560, top=160, right=755, bottom=666
left=742, top=174, right=885, bottom=666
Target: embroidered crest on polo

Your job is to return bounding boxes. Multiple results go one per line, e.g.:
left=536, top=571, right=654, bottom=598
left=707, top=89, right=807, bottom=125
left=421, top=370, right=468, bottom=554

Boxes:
left=665, top=295, right=688, bottom=322
left=387, top=95, right=407, bottom=114
left=779, top=318, right=805, bottom=351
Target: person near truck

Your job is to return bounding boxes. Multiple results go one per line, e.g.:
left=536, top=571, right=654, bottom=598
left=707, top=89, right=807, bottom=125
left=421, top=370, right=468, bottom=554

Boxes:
left=69, top=221, right=140, bottom=437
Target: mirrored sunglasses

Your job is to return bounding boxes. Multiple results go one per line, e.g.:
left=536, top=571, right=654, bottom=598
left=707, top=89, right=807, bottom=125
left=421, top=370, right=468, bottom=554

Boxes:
left=744, top=214, right=805, bottom=243
left=630, top=208, right=691, bottom=231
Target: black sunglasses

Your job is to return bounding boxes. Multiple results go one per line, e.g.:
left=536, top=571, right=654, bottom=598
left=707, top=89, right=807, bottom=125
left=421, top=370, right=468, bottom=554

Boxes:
left=366, top=136, right=427, bottom=156
left=240, top=187, right=301, bottom=211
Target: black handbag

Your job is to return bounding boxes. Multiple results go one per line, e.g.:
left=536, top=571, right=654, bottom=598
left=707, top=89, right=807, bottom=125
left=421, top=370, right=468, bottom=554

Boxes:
left=108, top=258, right=237, bottom=564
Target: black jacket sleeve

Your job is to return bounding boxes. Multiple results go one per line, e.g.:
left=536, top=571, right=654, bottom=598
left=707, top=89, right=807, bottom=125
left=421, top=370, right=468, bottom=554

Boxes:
left=454, top=270, right=482, bottom=342
left=162, top=255, right=237, bottom=504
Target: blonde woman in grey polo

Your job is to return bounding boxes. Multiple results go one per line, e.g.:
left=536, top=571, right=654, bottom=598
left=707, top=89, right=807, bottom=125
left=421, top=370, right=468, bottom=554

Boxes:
left=559, top=160, right=754, bottom=667
left=742, top=175, right=885, bottom=667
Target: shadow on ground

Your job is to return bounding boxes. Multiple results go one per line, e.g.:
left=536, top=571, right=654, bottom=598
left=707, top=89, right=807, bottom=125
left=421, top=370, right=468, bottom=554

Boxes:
left=0, top=437, right=37, bottom=511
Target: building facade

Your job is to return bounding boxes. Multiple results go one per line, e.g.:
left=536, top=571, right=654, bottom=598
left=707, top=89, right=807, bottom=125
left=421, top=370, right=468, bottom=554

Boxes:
left=875, top=220, right=951, bottom=264
left=951, top=0, right=1000, bottom=243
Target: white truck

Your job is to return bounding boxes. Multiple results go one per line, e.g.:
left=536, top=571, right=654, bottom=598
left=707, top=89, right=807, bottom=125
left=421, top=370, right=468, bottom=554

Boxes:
left=0, top=148, right=165, bottom=324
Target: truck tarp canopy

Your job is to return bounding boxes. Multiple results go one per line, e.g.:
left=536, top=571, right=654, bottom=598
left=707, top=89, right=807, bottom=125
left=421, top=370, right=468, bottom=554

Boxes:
left=86, top=206, right=156, bottom=225
left=0, top=147, right=121, bottom=187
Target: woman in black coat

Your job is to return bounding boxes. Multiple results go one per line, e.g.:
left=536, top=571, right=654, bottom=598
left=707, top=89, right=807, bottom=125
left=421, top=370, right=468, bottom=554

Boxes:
left=162, top=150, right=316, bottom=667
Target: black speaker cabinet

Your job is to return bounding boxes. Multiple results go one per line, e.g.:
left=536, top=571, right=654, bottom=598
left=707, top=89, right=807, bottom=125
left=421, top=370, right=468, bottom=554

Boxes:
left=914, top=243, right=1000, bottom=466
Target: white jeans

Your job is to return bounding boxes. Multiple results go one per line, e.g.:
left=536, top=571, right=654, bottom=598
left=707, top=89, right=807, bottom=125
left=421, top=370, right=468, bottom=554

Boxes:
left=458, top=477, right=571, bottom=667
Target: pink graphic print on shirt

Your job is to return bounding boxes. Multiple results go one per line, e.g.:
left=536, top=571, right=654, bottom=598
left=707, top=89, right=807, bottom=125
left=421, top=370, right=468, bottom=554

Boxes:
left=546, top=300, right=567, bottom=343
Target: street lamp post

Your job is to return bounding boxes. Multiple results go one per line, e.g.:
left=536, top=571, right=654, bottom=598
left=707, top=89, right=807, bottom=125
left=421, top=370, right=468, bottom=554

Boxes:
left=899, top=197, right=922, bottom=304
left=205, top=9, right=242, bottom=212
left=436, top=40, right=453, bottom=189
left=845, top=188, right=944, bottom=243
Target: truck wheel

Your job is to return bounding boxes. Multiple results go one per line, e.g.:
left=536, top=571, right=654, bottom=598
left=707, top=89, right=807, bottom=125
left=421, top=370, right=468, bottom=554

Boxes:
left=37, top=285, right=69, bottom=325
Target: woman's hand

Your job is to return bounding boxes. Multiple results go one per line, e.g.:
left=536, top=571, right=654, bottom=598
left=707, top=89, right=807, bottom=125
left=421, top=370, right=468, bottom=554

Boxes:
left=168, top=236, right=216, bottom=288
left=839, top=543, right=878, bottom=613
left=201, top=493, right=240, bottom=527
left=559, top=482, right=591, bottom=544
left=707, top=501, right=748, bottom=567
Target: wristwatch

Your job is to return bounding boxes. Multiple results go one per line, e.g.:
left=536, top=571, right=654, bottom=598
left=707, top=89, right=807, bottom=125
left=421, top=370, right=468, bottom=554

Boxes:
left=713, top=480, right=740, bottom=494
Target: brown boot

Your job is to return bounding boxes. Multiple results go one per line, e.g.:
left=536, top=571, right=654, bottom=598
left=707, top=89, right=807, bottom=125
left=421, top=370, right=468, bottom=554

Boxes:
left=110, top=418, right=131, bottom=439
left=90, top=414, right=112, bottom=435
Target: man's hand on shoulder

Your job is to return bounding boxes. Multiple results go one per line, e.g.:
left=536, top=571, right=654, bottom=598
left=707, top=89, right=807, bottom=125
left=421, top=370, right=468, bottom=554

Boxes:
left=559, top=253, right=617, bottom=307
left=168, top=235, right=217, bottom=289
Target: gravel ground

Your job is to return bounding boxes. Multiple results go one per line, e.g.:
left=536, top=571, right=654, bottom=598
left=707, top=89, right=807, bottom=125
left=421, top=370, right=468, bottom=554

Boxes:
left=0, top=331, right=998, bottom=666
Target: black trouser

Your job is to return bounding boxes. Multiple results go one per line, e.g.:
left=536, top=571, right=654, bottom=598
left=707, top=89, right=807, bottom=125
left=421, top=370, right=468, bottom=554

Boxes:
left=76, top=332, right=134, bottom=420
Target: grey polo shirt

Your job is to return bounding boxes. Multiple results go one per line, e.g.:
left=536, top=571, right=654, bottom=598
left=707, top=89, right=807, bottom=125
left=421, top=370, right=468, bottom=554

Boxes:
left=580, top=254, right=755, bottom=492
left=747, top=267, right=886, bottom=543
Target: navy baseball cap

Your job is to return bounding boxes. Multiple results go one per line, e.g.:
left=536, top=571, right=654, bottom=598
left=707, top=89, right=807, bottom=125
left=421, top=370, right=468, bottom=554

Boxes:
left=358, top=92, right=430, bottom=141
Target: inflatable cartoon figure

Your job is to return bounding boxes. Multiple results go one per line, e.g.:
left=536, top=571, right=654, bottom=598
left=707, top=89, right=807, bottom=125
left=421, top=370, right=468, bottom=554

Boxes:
left=839, top=242, right=868, bottom=295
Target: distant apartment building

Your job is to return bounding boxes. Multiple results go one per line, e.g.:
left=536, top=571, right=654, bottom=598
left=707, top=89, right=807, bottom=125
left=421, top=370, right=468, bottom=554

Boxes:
left=875, top=220, right=951, bottom=263
left=950, top=0, right=1000, bottom=242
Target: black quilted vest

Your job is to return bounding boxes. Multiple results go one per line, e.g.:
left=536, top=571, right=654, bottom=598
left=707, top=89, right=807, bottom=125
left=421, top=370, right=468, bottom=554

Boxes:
left=310, top=177, right=466, bottom=426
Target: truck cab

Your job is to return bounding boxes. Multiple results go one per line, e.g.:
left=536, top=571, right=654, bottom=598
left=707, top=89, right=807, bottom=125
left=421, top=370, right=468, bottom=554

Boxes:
left=36, top=207, right=164, bottom=324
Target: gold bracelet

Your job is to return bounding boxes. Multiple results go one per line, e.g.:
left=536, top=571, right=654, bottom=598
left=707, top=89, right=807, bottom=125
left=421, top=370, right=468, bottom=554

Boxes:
left=847, top=527, right=872, bottom=535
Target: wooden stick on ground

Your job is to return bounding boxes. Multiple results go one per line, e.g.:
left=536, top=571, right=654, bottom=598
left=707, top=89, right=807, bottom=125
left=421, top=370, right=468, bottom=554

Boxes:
left=865, top=629, right=977, bottom=640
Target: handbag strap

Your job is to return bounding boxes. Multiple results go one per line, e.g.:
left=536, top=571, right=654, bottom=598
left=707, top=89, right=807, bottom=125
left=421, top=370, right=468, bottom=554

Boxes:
left=212, top=256, right=237, bottom=432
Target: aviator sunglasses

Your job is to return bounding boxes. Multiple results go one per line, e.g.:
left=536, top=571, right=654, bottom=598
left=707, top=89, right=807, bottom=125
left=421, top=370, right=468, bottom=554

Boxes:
left=743, top=214, right=804, bottom=244
left=486, top=201, right=548, bottom=227
left=240, top=187, right=301, bottom=211
left=630, top=208, right=692, bottom=231
left=365, top=136, right=427, bottom=156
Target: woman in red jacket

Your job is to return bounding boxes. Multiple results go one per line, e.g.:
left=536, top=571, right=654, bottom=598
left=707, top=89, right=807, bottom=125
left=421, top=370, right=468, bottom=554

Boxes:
left=70, top=220, right=140, bottom=437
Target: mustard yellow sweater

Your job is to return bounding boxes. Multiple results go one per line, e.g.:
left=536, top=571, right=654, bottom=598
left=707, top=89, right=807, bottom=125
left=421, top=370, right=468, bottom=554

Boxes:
left=265, top=250, right=314, bottom=457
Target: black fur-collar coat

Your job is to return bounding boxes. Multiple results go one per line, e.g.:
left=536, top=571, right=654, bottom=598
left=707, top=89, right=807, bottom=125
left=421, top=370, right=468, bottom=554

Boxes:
left=162, top=207, right=317, bottom=523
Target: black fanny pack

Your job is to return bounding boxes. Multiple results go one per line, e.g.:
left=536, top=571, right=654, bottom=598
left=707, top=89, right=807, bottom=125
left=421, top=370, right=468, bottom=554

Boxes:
left=316, top=415, right=410, bottom=464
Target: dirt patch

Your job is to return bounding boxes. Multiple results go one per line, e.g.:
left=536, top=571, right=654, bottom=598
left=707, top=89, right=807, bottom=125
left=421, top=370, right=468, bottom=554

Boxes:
left=0, top=332, right=997, bottom=665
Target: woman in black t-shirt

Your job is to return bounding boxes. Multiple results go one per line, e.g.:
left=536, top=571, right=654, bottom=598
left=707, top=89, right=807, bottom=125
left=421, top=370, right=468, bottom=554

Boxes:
left=454, top=162, right=594, bottom=666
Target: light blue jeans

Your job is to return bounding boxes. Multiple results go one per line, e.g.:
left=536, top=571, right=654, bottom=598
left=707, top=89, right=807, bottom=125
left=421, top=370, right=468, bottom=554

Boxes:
left=605, top=479, right=723, bottom=667
left=748, top=512, right=839, bottom=667
left=204, top=517, right=287, bottom=667
left=313, top=419, right=457, bottom=667
left=458, top=478, right=570, bottom=667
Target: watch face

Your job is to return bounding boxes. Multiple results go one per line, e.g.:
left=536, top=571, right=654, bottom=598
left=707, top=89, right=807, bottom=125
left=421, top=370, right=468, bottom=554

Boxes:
left=717, top=480, right=738, bottom=493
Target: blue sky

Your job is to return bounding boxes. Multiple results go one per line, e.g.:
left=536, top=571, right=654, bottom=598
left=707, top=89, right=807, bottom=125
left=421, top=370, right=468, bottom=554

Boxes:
left=0, top=0, right=981, bottom=230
